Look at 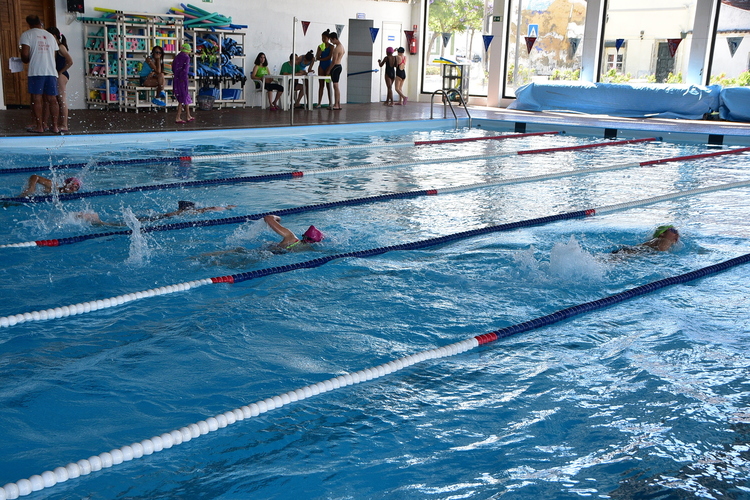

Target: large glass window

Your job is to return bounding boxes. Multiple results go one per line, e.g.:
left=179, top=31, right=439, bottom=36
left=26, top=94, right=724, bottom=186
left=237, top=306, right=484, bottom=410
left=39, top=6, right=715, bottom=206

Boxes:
left=423, top=0, right=494, bottom=97
left=503, top=0, right=587, bottom=97
left=600, top=0, right=697, bottom=84
left=709, top=1, right=750, bottom=87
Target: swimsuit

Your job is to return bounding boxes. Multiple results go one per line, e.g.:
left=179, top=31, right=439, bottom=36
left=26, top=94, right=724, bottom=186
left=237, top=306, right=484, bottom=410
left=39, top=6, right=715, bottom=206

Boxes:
left=319, top=46, right=332, bottom=72
left=55, top=52, right=69, bottom=80
left=384, top=57, right=395, bottom=80
left=396, top=57, right=406, bottom=80
left=330, top=64, right=342, bottom=83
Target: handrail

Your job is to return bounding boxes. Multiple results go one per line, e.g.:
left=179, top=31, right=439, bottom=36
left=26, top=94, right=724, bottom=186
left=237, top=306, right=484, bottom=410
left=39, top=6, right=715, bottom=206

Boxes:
left=429, top=89, right=472, bottom=128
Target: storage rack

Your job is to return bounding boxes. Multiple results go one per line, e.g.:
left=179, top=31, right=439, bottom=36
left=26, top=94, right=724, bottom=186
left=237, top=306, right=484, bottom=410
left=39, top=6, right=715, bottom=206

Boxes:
left=189, top=28, right=246, bottom=108
left=83, top=12, right=196, bottom=112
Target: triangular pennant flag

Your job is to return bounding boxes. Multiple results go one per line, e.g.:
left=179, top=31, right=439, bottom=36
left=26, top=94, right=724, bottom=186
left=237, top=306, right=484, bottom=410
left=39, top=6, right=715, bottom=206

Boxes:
left=728, top=37, right=743, bottom=57
left=569, top=37, right=580, bottom=57
left=524, top=36, right=537, bottom=54
left=667, top=38, right=682, bottom=57
left=301, top=21, right=310, bottom=36
left=615, top=38, right=625, bottom=52
left=404, top=30, right=414, bottom=45
left=336, top=24, right=344, bottom=37
left=482, top=34, right=494, bottom=51
left=369, top=27, right=379, bottom=43
left=442, top=32, right=452, bottom=48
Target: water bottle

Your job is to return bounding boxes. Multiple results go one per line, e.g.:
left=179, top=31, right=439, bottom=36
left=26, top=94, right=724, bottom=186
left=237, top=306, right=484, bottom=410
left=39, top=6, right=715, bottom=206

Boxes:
left=273, top=65, right=277, bottom=75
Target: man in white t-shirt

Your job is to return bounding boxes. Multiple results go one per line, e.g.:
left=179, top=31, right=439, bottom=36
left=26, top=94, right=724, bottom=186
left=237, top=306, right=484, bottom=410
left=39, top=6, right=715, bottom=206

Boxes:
left=19, top=14, right=60, bottom=134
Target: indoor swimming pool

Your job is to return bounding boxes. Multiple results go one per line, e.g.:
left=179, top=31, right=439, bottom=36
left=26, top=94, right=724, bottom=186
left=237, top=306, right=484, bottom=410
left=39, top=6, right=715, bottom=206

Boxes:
left=0, top=120, right=749, bottom=499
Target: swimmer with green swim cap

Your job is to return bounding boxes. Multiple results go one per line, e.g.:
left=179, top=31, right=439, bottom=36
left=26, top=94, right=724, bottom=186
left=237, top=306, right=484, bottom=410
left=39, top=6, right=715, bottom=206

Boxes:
left=613, top=225, right=680, bottom=254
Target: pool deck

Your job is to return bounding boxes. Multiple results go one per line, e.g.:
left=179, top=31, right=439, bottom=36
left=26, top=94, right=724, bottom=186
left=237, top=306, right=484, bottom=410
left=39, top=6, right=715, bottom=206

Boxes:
left=2, top=102, right=750, bottom=141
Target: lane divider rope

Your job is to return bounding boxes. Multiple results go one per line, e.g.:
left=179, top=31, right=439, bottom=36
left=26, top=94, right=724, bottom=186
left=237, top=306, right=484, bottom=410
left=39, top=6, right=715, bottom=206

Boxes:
left=3, top=145, right=746, bottom=250
left=0, top=137, right=660, bottom=204
left=0, top=131, right=562, bottom=175
left=3, top=251, right=749, bottom=499
left=4, top=179, right=750, bottom=327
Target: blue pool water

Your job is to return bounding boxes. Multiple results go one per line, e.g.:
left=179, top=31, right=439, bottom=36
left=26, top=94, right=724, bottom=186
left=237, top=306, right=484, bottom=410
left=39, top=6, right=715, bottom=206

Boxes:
left=1, top=120, right=750, bottom=499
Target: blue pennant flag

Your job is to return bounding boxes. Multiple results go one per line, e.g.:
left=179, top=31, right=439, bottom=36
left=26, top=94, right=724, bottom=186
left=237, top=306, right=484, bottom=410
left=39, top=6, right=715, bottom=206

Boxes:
left=369, top=27, right=379, bottom=43
left=482, top=35, right=494, bottom=51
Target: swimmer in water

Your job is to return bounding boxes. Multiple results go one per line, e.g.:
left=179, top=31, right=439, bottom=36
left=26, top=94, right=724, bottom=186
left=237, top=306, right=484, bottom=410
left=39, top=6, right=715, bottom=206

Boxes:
left=263, top=214, right=323, bottom=250
left=21, top=175, right=81, bottom=196
left=76, top=201, right=235, bottom=226
left=613, top=225, right=680, bottom=254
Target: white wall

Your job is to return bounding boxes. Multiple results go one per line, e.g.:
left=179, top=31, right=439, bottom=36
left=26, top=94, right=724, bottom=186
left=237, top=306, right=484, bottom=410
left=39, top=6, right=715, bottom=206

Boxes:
left=57, top=0, right=414, bottom=109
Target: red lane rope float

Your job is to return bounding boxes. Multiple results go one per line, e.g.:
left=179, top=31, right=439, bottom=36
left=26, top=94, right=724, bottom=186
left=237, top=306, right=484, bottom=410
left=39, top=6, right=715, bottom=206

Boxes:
left=517, top=136, right=656, bottom=155
left=0, top=131, right=562, bottom=176
left=0, top=136, right=659, bottom=204
left=413, top=130, right=560, bottom=145
left=6, top=252, right=748, bottom=498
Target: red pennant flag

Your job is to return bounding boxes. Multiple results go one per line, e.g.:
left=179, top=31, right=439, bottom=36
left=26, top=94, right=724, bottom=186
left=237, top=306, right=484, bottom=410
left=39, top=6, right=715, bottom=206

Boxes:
left=667, top=38, right=682, bottom=57
left=525, top=36, right=537, bottom=54
left=302, top=21, right=310, bottom=36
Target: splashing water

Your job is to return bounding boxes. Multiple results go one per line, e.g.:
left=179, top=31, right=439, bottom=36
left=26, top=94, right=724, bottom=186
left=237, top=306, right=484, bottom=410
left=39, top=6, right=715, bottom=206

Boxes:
left=549, top=236, right=606, bottom=282
left=226, top=219, right=267, bottom=246
left=513, top=236, right=606, bottom=283
left=123, top=207, right=155, bottom=266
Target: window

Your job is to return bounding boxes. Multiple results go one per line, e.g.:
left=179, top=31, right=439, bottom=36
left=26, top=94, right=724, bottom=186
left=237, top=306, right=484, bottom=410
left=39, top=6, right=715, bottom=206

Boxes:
left=708, top=0, right=750, bottom=87
left=503, top=0, right=587, bottom=98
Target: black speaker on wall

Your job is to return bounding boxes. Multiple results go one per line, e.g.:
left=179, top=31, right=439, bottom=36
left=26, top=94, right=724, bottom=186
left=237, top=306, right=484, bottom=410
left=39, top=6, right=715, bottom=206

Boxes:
left=67, top=0, right=84, bottom=13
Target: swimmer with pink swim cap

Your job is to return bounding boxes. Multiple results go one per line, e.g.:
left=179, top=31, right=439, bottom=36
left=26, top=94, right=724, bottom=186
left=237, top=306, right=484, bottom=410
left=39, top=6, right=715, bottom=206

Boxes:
left=264, top=214, right=323, bottom=251
left=20, top=174, right=81, bottom=197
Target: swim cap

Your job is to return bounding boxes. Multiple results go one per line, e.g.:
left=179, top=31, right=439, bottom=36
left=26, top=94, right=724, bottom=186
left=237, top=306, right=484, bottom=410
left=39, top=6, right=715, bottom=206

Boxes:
left=181, top=43, right=191, bottom=52
left=302, top=225, right=323, bottom=243
left=64, top=177, right=81, bottom=190
left=178, top=200, right=196, bottom=211
left=653, top=225, right=676, bottom=238
left=386, top=47, right=394, bottom=54
left=397, top=47, right=405, bottom=53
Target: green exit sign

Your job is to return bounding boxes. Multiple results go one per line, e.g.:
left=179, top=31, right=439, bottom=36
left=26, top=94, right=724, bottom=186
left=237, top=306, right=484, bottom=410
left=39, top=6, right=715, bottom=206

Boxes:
left=493, top=15, right=503, bottom=22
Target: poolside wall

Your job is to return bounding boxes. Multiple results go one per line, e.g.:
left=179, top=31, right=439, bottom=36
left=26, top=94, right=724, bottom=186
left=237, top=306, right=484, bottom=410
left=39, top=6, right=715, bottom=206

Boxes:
left=54, top=0, right=414, bottom=110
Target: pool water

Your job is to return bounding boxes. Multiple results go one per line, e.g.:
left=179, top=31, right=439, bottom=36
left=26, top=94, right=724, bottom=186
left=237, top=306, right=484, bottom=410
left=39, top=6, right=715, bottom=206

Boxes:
left=1, top=122, right=749, bottom=499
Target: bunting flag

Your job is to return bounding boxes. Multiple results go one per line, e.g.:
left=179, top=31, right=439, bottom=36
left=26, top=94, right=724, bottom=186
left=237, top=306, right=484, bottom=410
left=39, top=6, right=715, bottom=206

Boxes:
left=482, top=34, right=494, bottom=51
left=525, top=36, right=536, bottom=54
left=301, top=21, right=310, bottom=36
left=369, top=27, right=379, bottom=43
left=442, top=32, right=452, bottom=48
left=667, top=38, right=682, bottom=57
left=569, top=37, right=580, bottom=57
left=336, top=24, right=344, bottom=37
left=404, top=30, right=415, bottom=45
left=615, top=38, right=625, bottom=52
left=728, top=37, right=743, bottom=57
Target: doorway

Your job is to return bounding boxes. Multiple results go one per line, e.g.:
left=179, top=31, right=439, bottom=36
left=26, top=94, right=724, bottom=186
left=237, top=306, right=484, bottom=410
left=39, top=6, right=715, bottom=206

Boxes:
left=0, top=0, right=56, bottom=107
left=379, top=21, right=401, bottom=102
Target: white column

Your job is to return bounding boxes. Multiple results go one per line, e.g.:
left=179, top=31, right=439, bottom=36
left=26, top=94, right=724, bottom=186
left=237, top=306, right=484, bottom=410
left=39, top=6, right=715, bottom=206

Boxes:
left=486, top=0, right=508, bottom=106
left=687, top=0, right=719, bottom=85
left=579, top=0, right=605, bottom=82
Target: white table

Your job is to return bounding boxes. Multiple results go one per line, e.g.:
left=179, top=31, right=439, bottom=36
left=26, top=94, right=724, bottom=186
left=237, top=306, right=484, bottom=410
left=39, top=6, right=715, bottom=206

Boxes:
left=259, top=74, right=293, bottom=110
left=303, top=74, right=332, bottom=110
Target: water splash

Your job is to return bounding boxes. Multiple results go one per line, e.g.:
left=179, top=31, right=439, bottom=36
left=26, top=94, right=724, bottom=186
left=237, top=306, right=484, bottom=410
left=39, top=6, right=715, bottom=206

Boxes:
left=225, top=218, right=267, bottom=246
left=513, top=236, right=606, bottom=283
left=123, top=207, right=156, bottom=266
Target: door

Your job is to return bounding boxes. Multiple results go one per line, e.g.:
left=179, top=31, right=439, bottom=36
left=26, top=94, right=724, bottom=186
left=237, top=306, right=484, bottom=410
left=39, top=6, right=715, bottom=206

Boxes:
left=379, top=22, right=401, bottom=102
left=654, top=42, right=674, bottom=83
left=0, top=0, right=56, bottom=107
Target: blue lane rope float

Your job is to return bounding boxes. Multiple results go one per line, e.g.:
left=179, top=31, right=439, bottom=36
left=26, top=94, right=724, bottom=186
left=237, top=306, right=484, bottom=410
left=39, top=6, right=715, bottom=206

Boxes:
left=0, top=137, right=661, bottom=204
left=3, top=251, right=749, bottom=499
left=4, top=178, right=750, bottom=326
left=4, top=149, right=749, bottom=250
left=0, top=131, right=562, bottom=176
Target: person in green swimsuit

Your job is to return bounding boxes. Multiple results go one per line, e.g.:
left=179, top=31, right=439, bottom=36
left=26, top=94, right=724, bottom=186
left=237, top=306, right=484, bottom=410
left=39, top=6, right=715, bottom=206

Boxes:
left=252, top=52, right=283, bottom=110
